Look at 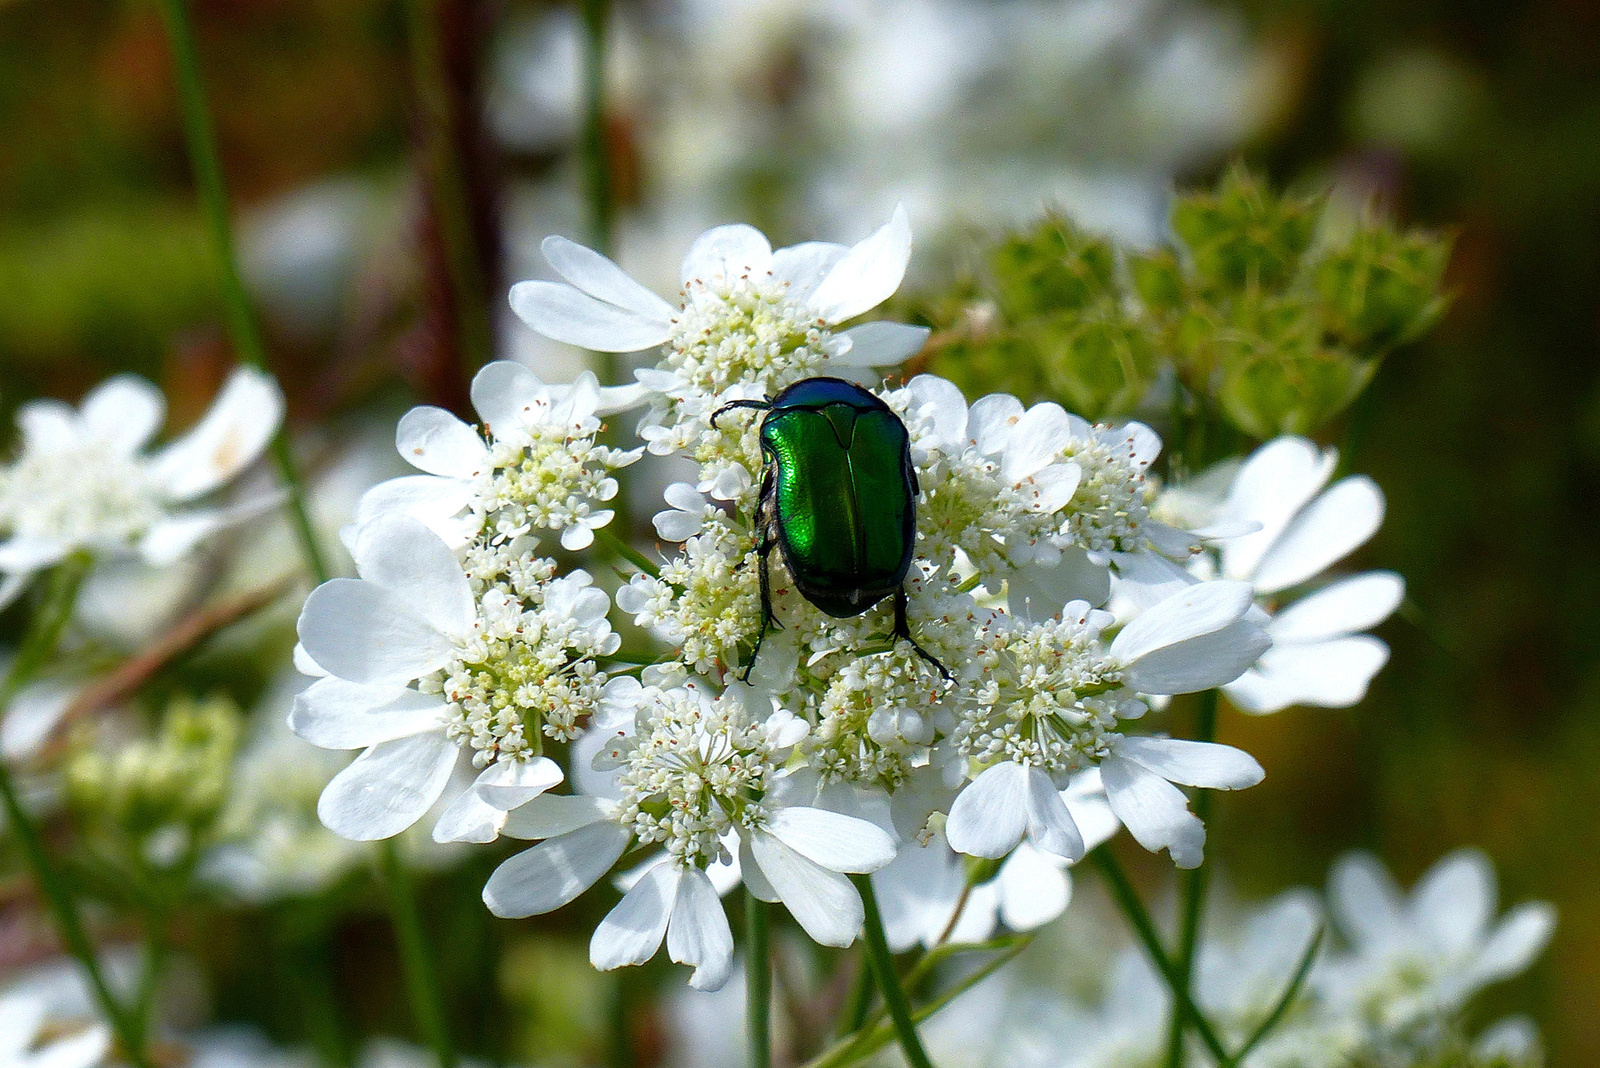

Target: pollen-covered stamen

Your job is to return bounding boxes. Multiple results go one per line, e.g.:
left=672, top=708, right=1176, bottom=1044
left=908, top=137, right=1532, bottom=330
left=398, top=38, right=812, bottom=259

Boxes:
left=665, top=272, right=832, bottom=402
left=0, top=438, right=161, bottom=550
left=1060, top=432, right=1154, bottom=556
left=470, top=420, right=637, bottom=546
left=611, top=686, right=778, bottom=867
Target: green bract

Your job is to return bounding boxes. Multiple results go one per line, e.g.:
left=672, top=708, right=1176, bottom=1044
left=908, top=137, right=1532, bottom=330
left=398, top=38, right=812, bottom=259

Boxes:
left=713, top=376, right=950, bottom=680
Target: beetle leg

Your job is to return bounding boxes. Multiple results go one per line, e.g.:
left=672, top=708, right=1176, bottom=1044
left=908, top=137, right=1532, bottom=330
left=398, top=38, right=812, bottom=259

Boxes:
left=893, top=587, right=954, bottom=684
left=742, top=527, right=778, bottom=682
left=710, top=399, right=771, bottom=430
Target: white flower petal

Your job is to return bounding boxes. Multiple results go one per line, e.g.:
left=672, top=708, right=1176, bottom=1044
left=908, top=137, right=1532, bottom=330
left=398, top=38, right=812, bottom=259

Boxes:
left=1224, top=636, right=1389, bottom=713
left=1, top=682, right=75, bottom=761
left=771, top=241, right=849, bottom=304
left=355, top=474, right=476, bottom=541
left=289, top=678, right=445, bottom=749
left=1009, top=547, right=1111, bottom=621
left=905, top=374, right=969, bottom=448
left=945, top=761, right=1031, bottom=859
left=395, top=406, right=490, bottom=479
left=139, top=492, right=285, bottom=566
left=591, top=861, right=678, bottom=971
left=28, top=1025, right=111, bottom=1068
left=0, top=994, right=45, bottom=1056
left=1219, top=436, right=1337, bottom=581
left=1062, top=769, right=1121, bottom=852
left=483, top=821, right=631, bottom=917
left=510, top=280, right=673, bottom=352
left=501, top=792, right=615, bottom=840
left=150, top=367, right=284, bottom=501
left=80, top=374, right=165, bottom=454
left=1270, top=572, right=1404, bottom=644
left=1328, top=852, right=1407, bottom=948
left=833, top=321, right=930, bottom=368
left=475, top=755, right=564, bottom=809
left=668, top=866, right=736, bottom=990
left=748, top=830, right=864, bottom=947
left=1026, top=768, right=1086, bottom=860
left=0, top=570, right=31, bottom=610
left=765, top=806, right=896, bottom=873
left=806, top=205, right=912, bottom=323
left=1413, top=849, right=1496, bottom=953
left=1001, top=403, right=1073, bottom=483
left=1113, top=736, right=1263, bottom=790
left=654, top=508, right=704, bottom=542
left=317, top=731, right=457, bottom=840
left=432, top=785, right=509, bottom=844
left=1459, top=903, right=1557, bottom=990
left=996, top=844, right=1071, bottom=931
left=1100, top=754, right=1206, bottom=868
left=681, top=224, right=774, bottom=287
left=297, top=579, right=455, bottom=685
left=739, top=836, right=781, bottom=903
left=1111, top=580, right=1255, bottom=664
left=1122, top=619, right=1271, bottom=696
left=541, top=235, right=677, bottom=322
left=0, top=537, right=71, bottom=572
left=350, top=516, right=475, bottom=638
left=469, top=360, right=549, bottom=436
left=17, top=400, right=78, bottom=452
left=967, top=393, right=1024, bottom=455
left=1251, top=475, right=1385, bottom=594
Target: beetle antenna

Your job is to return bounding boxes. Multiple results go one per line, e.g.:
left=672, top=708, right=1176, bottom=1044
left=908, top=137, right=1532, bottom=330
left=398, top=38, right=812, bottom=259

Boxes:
left=711, top=399, right=771, bottom=430
left=893, top=589, right=954, bottom=684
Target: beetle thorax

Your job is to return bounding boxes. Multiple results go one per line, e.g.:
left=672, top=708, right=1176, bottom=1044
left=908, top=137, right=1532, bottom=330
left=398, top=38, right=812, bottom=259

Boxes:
left=667, top=273, right=831, bottom=399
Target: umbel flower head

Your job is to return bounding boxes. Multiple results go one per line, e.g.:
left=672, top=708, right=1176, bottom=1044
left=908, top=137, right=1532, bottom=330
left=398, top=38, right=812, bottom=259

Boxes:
left=0, top=367, right=284, bottom=607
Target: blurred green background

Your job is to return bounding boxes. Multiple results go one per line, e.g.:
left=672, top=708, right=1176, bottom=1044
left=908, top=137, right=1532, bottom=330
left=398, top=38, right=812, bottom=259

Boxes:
left=1, top=0, right=1596, bottom=1063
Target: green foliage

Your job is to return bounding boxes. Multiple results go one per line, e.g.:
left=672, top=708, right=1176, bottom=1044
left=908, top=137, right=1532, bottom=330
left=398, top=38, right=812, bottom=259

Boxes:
left=915, top=166, right=1452, bottom=439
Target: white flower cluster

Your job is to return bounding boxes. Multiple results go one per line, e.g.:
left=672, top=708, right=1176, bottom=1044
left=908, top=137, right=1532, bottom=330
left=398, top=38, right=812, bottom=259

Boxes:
left=299, top=211, right=1410, bottom=996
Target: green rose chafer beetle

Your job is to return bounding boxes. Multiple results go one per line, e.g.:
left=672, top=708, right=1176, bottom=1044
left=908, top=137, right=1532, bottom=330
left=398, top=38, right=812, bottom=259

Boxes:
left=713, top=376, right=951, bottom=681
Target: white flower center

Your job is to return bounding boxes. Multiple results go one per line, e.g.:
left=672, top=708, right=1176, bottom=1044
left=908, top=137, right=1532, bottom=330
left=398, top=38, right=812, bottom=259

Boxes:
left=666, top=275, right=831, bottom=402
left=612, top=688, right=775, bottom=867
left=1062, top=435, right=1153, bottom=556
left=0, top=439, right=161, bottom=552
left=470, top=422, right=629, bottom=545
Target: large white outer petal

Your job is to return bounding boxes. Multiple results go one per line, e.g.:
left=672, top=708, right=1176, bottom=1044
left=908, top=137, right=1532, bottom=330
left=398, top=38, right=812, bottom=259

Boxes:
left=995, top=845, right=1072, bottom=931
left=967, top=393, right=1024, bottom=455
left=432, top=783, right=510, bottom=844
left=510, top=280, right=673, bottom=352
left=945, top=761, right=1030, bottom=859
left=1328, top=853, right=1408, bottom=949
left=1001, top=403, right=1073, bottom=483
left=474, top=755, right=564, bottom=809
left=770, top=241, right=848, bottom=305
left=469, top=360, right=550, bottom=437
left=1269, top=571, right=1404, bottom=644
left=1099, top=754, right=1206, bottom=868
left=317, top=731, right=457, bottom=840
left=1112, top=736, right=1263, bottom=790
left=16, top=400, right=78, bottom=453
left=832, top=321, right=930, bottom=368
left=1411, top=848, right=1496, bottom=953
left=80, top=374, right=165, bottom=455
left=668, top=866, right=736, bottom=990
left=289, top=677, right=445, bottom=749
left=0, top=538, right=69, bottom=572
left=541, top=235, right=677, bottom=322
left=1251, top=476, right=1385, bottom=594
left=591, top=862, right=678, bottom=971
left=1224, top=636, right=1389, bottom=713
left=139, top=492, right=285, bottom=566
left=394, top=406, right=489, bottom=479
left=501, top=793, right=615, bottom=840
left=483, top=821, right=631, bottom=917
left=764, top=806, right=897, bottom=873
left=681, top=224, right=773, bottom=287
left=297, top=579, right=454, bottom=685
left=150, top=367, right=284, bottom=501
left=1122, top=620, right=1271, bottom=695
left=1110, top=580, right=1254, bottom=665
left=1219, top=436, right=1336, bottom=581
left=805, top=205, right=912, bottom=323
left=354, top=474, right=476, bottom=546
left=350, top=515, right=476, bottom=639
left=1025, top=768, right=1085, bottom=860
left=747, top=830, right=865, bottom=946
left=1455, top=903, right=1557, bottom=993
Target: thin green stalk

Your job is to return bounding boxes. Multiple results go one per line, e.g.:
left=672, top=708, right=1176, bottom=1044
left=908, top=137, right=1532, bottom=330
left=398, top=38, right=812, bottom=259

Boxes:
left=130, top=908, right=168, bottom=1049
left=0, top=556, right=154, bottom=1068
left=745, top=890, right=772, bottom=1068
left=595, top=526, right=660, bottom=579
left=378, top=839, right=457, bottom=1068
left=404, top=0, right=494, bottom=377
left=579, top=0, right=615, bottom=260
left=852, top=875, right=937, bottom=1068
left=155, top=0, right=330, bottom=586
left=836, top=955, right=873, bottom=1039
left=1230, top=927, right=1323, bottom=1064
left=1089, top=849, right=1231, bottom=1066
left=1166, top=689, right=1219, bottom=1068
left=803, top=937, right=1028, bottom=1068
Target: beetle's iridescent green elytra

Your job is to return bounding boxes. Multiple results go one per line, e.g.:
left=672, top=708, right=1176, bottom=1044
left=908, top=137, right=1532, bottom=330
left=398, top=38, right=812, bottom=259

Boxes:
left=713, top=377, right=950, bottom=681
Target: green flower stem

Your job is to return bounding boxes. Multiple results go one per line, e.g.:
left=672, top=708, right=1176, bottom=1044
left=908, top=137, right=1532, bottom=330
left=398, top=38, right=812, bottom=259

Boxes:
left=1166, top=688, right=1219, bottom=1068
left=154, top=0, right=330, bottom=586
left=580, top=0, right=616, bottom=261
left=378, top=839, right=457, bottom=1068
left=745, top=890, right=772, bottom=1068
left=595, top=526, right=661, bottom=579
left=1089, top=848, right=1231, bottom=1065
left=851, top=875, right=938, bottom=1068
left=403, top=0, right=494, bottom=378
left=0, top=555, right=154, bottom=1068
left=802, top=936, right=1028, bottom=1068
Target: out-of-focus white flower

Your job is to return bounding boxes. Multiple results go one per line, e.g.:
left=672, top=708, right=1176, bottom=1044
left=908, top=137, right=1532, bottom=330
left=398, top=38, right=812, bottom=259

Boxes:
left=481, top=679, right=892, bottom=990
left=1319, top=849, right=1556, bottom=1031
left=1152, top=435, right=1403, bottom=714
left=0, top=989, right=109, bottom=1068
left=0, top=368, right=284, bottom=608
left=292, top=515, right=618, bottom=843
left=946, top=583, right=1268, bottom=868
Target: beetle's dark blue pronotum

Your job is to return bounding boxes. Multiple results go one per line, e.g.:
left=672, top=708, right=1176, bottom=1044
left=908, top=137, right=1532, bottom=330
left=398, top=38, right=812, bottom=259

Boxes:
left=712, top=376, right=951, bottom=681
